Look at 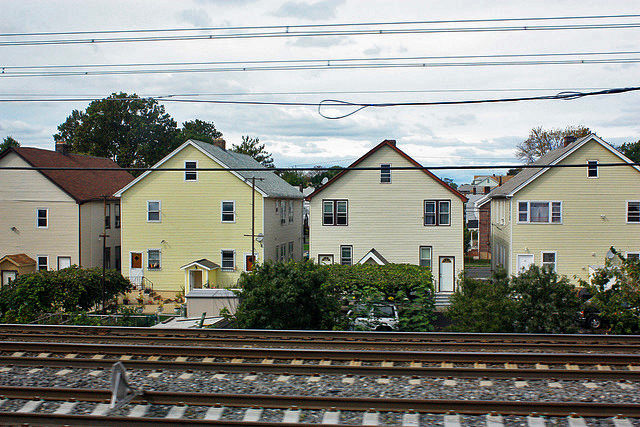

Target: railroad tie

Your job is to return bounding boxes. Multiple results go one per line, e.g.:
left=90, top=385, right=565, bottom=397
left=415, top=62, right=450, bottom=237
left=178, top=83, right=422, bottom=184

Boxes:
left=90, top=403, right=111, bottom=416
left=479, top=378, right=493, bottom=387
left=231, top=358, right=244, bottom=364
left=564, top=364, right=579, bottom=370
left=409, top=361, right=422, bottom=368
left=583, top=381, right=599, bottom=389
left=627, top=364, right=640, bottom=371
left=474, top=362, right=487, bottom=369
left=308, top=374, right=321, bottom=383
left=147, top=355, right=160, bottom=361
left=37, top=352, right=51, bottom=358
left=212, top=372, right=226, bottom=379
left=89, top=370, right=103, bottom=377
left=64, top=353, right=78, bottom=359
left=28, top=368, right=42, bottom=374
left=441, top=362, right=454, bottom=368
left=444, top=378, right=457, bottom=386
left=244, top=373, right=258, bottom=381
left=148, top=371, right=162, bottom=378
left=283, top=408, right=301, bottom=423
left=202, top=357, right=215, bottom=363
left=362, top=410, right=380, bottom=426
left=55, top=368, right=73, bottom=376
left=350, top=360, right=362, bottom=366
left=243, top=407, right=263, bottom=422
left=515, top=379, right=529, bottom=388
left=322, top=409, right=341, bottom=424
left=504, top=363, right=517, bottom=369
left=376, top=376, right=390, bottom=384
left=408, top=377, right=421, bottom=385
left=11, top=352, right=24, bottom=357
left=175, top=356, right=188, bottom=362
left=567, top=415, right=587, bottom=427
left=120, top=355, right=132, bottom=361
left=54, top=401, right=78, bottom=415
left=443, top=413, right=461, bottom=427
left=17, top=399, right=43, bottom=413
left=0, top=367, right=12, bottom=373
left=165, top=405, right=187, bottom=419
left=535, top=363, right=549, bottom=370
left=291, top=359, right=304, bottom=365
left=178, top=372, right=193, bottom=380
left=128, top=404, right=149, bottom=418
left=547, top=380, right=563, bottom=388
left=204, top=405, right=225, bottom=420
left=402, top=411, right=420, bottom=426
left=277, top=374, right=291, bottom=382
left=92, top=354, right=105, bottom=359
left=618, top=381, right=634, bottom=390
left=613, top=416, right=634, bottom=427
left=526, top=414, right=546, bottom=426
left=319, top=359, right=332, bottom=366
left=342, top=375, right=355, bottom=384
left=486, top=413, right=504, bottom=426
left=596, top=364, right=611, bottom=371
left=262, top=358, right=274, bottom=364
left=381, top=361, right=394, bottom=367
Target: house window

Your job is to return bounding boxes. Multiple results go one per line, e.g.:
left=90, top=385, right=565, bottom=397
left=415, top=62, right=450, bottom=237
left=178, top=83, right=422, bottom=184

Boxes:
left=279, top=245, right=286, bottom=262
left=542, top=251, right=556, bottom=272
left=288, top=241, right=294, bottom=260
left=587, top=160, right=598, bottom=178
left=115, top=246, right=121, bottom=271
left=340, top=245, right=353, bottom=265
left=626, top=252, right=639, bottom=261
left=37, top=256, right=48, bottom=271
left=147, top=249, right=161, bottom=270
left=57, top=256, right=71, bottom=270
left=288, top=201, right=294, bottom=223
left=104, top=247, right=111, bottom=269
left=380, top=163, right=391, bottom=183
left=419, top=246, right=432, bottom=268
left=147, top=201, right=161, bottom=222
left=105, top=204, right=111, bottom=229
left=185, top=160, right=198, bottom=181
left=518, top=201, right=562, bottom=223
left=424, top=200, right=450, bottom=226
left=322, top=200, right=348, bottom=226
left=36, top=208, right=48, bottom=228
left=221, top=201, right=235, bottom=222
left=281, top=200, right=286, bottom=225
left=114, top=204, right=121, bottom=228
left=627, top=201, right=640, bottom=223
left=221, top=250, right=235, bottom=271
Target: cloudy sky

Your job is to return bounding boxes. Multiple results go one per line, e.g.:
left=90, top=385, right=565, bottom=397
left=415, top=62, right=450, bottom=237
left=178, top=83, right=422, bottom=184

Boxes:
left=1, top=0, right=639, bottom=183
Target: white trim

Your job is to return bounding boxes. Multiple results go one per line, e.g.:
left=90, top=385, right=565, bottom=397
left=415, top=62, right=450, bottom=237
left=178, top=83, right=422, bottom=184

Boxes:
left=180, top=261, right=220, bottom=271
left=358, top=251, right=385, bottom=265
left=243, top=252, right=259, bottom=272
left=147, top=248, right=161, bottom=271
left=626, top=200, right=640, bottom=224
left=36, top=207, right=48, bottom=229
left=221, top=200, right=236, bottom=223
left=36, top=255, right=48, bottom=271
left=587, top=160, right=599, bottom=178
left=516, top=253, right=534, bottom=274
left=516, top=200, right=562, bottom=224
left=541, top=250, right=557, bottom=272
left=184, top=160, right=198, bottom=182
left=57, top=256, right=72, bottom=270
left=419, top=245, right=432, bottom=268
left=221, top=249, right=235, bottom=271
left=147, top=200, right=161, bottom=222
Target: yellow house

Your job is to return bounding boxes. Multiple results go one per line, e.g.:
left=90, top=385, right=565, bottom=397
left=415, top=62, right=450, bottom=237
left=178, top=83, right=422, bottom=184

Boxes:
left=485, top=134, right=640, bottom=281
left=307, top=140, right=467, bottom=303
left=115, top=139, right=304, bottom=293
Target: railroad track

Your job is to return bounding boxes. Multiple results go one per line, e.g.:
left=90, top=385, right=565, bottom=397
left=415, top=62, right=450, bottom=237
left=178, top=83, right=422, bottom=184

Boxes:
left=1, top=385, right=639, bottom=426
left=2, top=324, right=640, bottom=352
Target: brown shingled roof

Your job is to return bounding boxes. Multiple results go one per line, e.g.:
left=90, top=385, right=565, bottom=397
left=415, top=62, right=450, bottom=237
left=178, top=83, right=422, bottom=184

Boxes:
left=5, top=147, right=134, bottom=202
left=0, top=254, right=36, bottom=267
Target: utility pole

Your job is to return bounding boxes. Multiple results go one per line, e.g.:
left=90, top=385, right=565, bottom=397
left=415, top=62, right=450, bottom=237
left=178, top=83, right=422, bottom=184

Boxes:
left=244, top=177, right=264, bottom=271
left=100, top=195, right=110, bottom=314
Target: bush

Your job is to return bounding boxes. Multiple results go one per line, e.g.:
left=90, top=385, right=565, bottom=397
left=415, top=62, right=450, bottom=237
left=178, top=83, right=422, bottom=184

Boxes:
left=0, top=266, right=132, bottom=323
left=232, top=261, right=340, bottom=330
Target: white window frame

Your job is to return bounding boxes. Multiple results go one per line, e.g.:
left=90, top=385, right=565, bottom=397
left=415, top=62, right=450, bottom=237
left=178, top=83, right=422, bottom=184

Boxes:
left=184, top=160, right=198, bottom=181
left=541, top=251, right=557, bottom=272
left=114, top=203, right=121, bottom=228
left=340, top=245, right=353, bottom=265
left=627, top=201, right=640, bottom=224
left=419, top=246, right=432, bottom=268
left=587, top=160, right=598, bottom=178
left=517, top=201, right=562, bottom=224
left=288, top=200, right=294, bottom=223
left=36, top=208, right=48, bottom=229
left=37, top=255, right=48, bottom=271
left=105, top=204, right=111, bottom=229
left=424, top=200, right=450, bottom=226
left=380, top=163, right=391, bottom=183
left=147, top=201, right=161, bottom=222
left=322, top=200, right=348, bottom=226
left=57, top=256, right=72, bottom=270
left=147, top=249, right=161, bottom=270
left=221, top=200, right=236, bottom=223
left=288, top=241, right=294, bottom=260
left=221, top=249, right=235, bottom=271
left=280, top=200, right=286, bottom=225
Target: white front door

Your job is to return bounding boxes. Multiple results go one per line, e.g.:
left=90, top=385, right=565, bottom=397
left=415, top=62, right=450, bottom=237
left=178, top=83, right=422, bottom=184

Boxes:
left=517, top=254, right=534, bottom=273
left=439, top=257, right=455, bottom=292
left=2, top=271, right=17, bottom=286
left=129, top=252, right=144, bottom=287
left=189, top=270, right=203, bottom=290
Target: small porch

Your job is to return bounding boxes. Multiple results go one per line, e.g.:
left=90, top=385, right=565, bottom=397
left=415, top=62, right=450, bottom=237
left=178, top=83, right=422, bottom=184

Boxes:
left=180, top=259, right=221, bottom=292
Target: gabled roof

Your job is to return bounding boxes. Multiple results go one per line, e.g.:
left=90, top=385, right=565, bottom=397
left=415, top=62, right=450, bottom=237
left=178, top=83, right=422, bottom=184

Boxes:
left=0, top=254, right=36, bottom=267
left=1, top=147, right=134, bottom=203
left=180, top=259, right=220, bottom=270
left=306, top=140, right=467, bottom=201
left=116, top=139, right=303, bottom=199
left=487, top=134, right=640, bottom=199
left=358, top=248, right=389, bottom=265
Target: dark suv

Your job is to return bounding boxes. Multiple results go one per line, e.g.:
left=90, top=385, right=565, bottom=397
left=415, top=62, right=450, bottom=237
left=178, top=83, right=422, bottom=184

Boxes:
left=576, top=288, right=604, bottom=329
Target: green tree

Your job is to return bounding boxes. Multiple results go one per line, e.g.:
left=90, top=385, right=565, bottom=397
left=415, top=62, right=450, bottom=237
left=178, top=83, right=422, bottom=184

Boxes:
left=1, top=136, right=20, bottom=152
left=232, top=261, right=339, bottom=329
left=443, top=177, right=458, bottom=189
left=515, top=125, right=591, bottom=163
left=231, top=136, right=274, bottom=168
left=618, top=140, right=640, bottom=164
left=177, top=119, right=223, bottom=144
left=585, top=248, right=640, bottom=334
left=279, top=169, right=309, bottom=187
left=448, top=268, right=516, bottom=332
left=308, top=165, right=342, bottom=188
left=54, top=92, right=178, bottom=171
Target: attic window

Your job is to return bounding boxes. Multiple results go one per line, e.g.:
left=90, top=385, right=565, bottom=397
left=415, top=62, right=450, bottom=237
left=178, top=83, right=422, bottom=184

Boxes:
left=587, top=160, right=598, bottom=178
left=380, top=164, right=391, bottom=183
left=185, top=161, right=198, bottom=181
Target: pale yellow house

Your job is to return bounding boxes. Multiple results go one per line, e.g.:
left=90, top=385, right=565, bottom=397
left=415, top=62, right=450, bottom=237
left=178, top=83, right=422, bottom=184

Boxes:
left=486, top=134, right=640, bottom=281
left=307, top=140, right=467, bottom=302
left=114, top=139, right=304, bottom=293
left=0, top=144, right=134, bottom=284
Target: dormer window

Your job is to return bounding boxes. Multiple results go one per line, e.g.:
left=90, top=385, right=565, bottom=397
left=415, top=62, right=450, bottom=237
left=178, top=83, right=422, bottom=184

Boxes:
left=380, top=163, right=391, bottom=183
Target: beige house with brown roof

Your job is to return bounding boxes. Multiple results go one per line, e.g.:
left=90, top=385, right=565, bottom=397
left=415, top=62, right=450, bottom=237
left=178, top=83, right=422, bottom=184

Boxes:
left=0, top=143, right=134, bottom=283
left=307, top=140, right=467, bottom=303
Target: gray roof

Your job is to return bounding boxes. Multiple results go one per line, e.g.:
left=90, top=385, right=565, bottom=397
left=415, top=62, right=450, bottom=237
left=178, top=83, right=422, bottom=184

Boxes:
left=487, top=135, right=590, bottom=198
left=191, top=139, right=303, bottom=199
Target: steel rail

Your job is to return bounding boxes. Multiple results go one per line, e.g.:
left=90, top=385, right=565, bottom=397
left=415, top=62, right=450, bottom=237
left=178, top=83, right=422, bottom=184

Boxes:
left=3, top=341, right=640, bottom=364
left=2, top=324, right=640, bottom=344
left=2, top=355, right=639, bottom=380
left=2, top=386, right=640, bottom=417
left=3, top=333, right=640, bottom=352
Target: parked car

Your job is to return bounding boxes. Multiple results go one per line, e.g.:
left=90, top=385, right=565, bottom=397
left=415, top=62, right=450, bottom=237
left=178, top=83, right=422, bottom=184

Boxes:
left=350, top=303, right=399, bottom=331
left=576, top=288, right=604, bottom=329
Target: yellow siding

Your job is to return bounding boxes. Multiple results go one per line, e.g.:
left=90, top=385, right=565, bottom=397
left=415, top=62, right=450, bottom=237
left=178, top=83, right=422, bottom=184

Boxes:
left=309, top=145, right=464, bottom=290
left=509, top=139, right=640, bottom=282
left=120, top=144, right=265, bottom=291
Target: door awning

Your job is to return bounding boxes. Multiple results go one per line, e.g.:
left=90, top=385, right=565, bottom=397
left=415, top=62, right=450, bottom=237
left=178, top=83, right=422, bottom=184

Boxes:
left=180, top=259, right=221, bottom=271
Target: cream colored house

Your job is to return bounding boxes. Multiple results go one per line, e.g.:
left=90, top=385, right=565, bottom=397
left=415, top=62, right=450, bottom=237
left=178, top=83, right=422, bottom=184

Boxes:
left=307, top=140, right=467, bottom=301
left=114, top=139, right=304, bottom=293
left=487, top=134, right=640, bottom=281
left=0, top=144, right=134, bottom=281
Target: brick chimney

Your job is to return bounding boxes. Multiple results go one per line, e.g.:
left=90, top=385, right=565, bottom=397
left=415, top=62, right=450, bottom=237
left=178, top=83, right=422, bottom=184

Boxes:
left=55, top=141, right=69, bottom=155
left=212, top=138, right=226, bottom=150
left=563, top=135, right=577, bottom=147
left=383, top=139, right=396, bottom=146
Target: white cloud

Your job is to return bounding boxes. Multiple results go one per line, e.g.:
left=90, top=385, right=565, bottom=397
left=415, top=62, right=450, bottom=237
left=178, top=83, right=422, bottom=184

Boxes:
left=272, top=0, right=345, bottom=20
